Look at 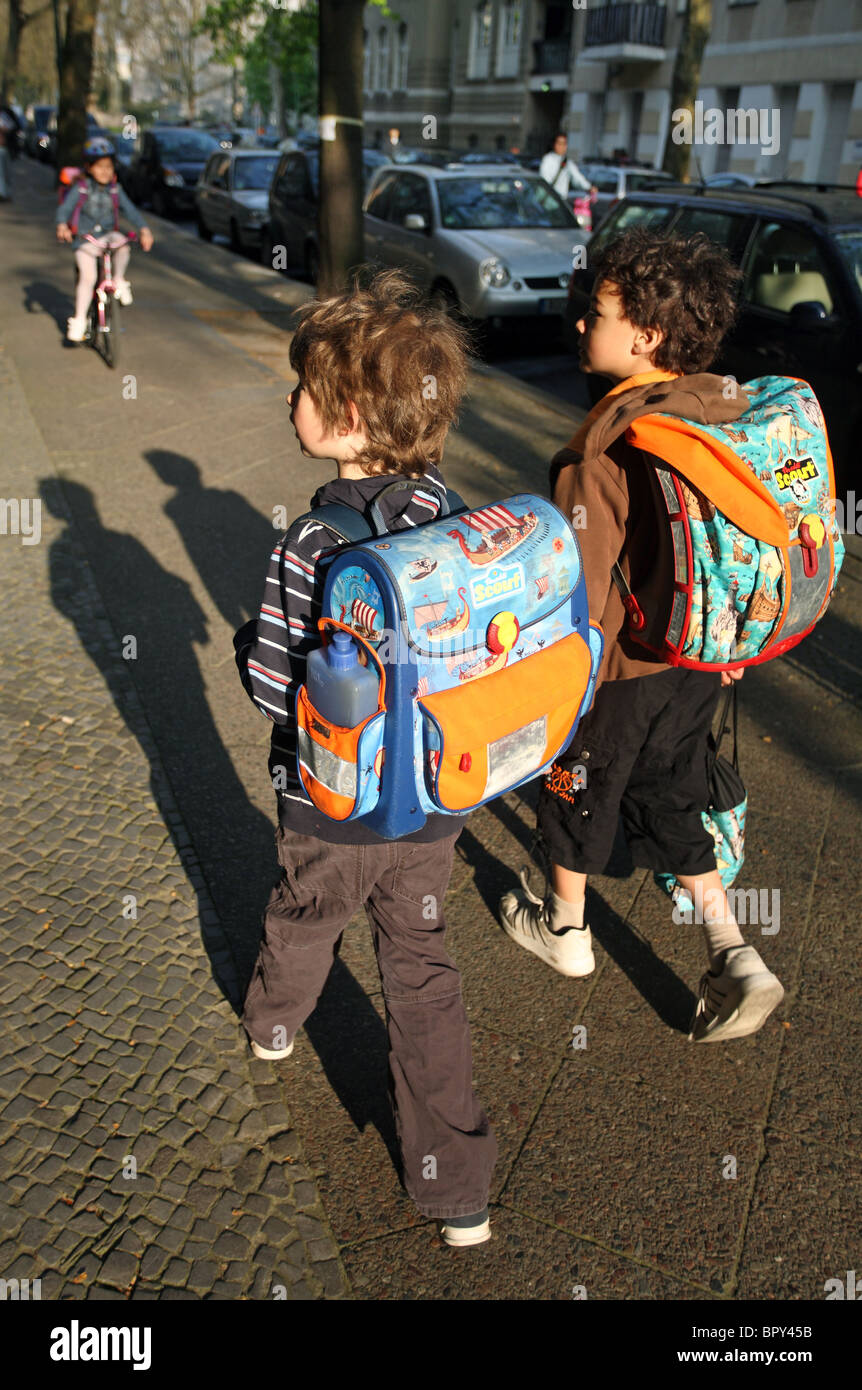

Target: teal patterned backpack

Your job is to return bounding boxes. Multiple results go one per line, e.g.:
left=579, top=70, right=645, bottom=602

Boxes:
left=612, top=376, right=844, bottom=669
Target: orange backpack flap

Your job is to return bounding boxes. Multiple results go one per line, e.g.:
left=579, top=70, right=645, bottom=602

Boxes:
left=418, top=633, right=592, bottom=813
left=625, top=416, right=790, bottom=548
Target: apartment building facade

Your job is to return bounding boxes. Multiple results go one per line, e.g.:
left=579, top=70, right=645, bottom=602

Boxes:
left=362, top=0, right=862, bottom=181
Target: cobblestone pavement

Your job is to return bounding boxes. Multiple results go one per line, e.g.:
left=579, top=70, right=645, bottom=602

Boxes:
left=0, top=350, right=345, bottom=1300
left=1, top=160, right=859, bottom=1302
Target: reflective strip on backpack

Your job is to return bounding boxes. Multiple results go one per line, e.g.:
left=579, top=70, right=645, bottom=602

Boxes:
left=297, top=727, right=357, bottom=800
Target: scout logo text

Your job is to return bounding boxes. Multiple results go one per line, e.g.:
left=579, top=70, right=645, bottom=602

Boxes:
left=470, top=563, right=525, bottom=607
left=775, top=457, right=817, bottom=491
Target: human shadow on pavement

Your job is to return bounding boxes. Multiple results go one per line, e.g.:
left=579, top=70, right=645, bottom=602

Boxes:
left=40, top=476, right=274, bottom=1011
left=144, top=449, right=276, bottom=631
left=42, top=476, right=404, bottom=1160
left=23, top=278, right=72, bottom=335
left=458, top=799, right=693, bottom=1032
left=301, top=953, right=401, bottom=1170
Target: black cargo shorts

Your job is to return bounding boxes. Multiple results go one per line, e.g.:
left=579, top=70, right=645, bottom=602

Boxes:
left=537, top=665, right=723, bottom=876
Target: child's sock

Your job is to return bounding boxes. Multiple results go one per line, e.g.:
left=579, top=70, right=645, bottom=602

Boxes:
left=549, top=890, right=586, bottom=932
left=700, top=914, right=745, bottom=972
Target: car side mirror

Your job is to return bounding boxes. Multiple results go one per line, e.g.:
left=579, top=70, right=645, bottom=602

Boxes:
left=789, top=300, right=835, bottom=330
left=403, top=213, right=427, bottom=231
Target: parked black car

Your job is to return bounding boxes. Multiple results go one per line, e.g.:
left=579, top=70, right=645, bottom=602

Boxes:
left=565, top=183, right=862, bottom=489
left=266, top=147, right=393, bottom=279
left=126, top=126, right=219, bottom=216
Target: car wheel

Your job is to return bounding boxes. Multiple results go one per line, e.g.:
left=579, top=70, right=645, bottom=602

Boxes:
left=229, top=218, right=242, bottom=253
left=197, top=214, right=212, bottom=241
left=304, top=241, right=320, bottom=285
left=152, top=188, right=170, bottom=218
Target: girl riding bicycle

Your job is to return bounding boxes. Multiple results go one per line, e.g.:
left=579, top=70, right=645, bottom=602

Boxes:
left=56, top=136, right=154, bottom=343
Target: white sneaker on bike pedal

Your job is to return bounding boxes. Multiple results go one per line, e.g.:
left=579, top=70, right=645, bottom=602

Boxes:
left=499, top=869, right=595, bottom=978
left=66, top=316, right=88, bottom=342
left=113, top=280, right=133, bottom=306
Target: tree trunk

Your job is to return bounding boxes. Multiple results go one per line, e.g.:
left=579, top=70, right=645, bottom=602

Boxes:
left=52, top=0, right=65, bottom=94
left=318, top=0, right=364, bottom=295
left=1, top=0, right=24, bottom=105
left=662, top=0, right=712, bottom=181
left=56, top=0, right=99, bottom=172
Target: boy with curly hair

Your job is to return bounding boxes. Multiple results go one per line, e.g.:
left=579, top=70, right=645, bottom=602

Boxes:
left=500, top=228, right=785, bottom=1043
left=234, top=270, right=496, bottom=1245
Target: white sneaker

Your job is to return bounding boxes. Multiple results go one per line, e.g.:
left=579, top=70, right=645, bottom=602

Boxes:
left=499, top=869, right=595, bottom=978
left=440, top=1209, right=491, bottom=1247
left=114, top=279, right=133, bottom=306
left=250, top=1037, right=294, bottom=1060
left=66, top=315, right=88, bottom=342
left=689, top=945, right=784, bottom=1042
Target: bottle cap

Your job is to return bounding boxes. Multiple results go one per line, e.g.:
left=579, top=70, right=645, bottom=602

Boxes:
left=327, top=629, right=358, bottom=671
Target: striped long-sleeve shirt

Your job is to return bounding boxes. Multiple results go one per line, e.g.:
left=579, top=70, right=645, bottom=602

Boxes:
left=234, top=465, right=467, bottom=844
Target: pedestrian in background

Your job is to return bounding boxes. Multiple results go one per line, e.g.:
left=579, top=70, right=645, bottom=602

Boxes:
left=540, top=131, right=596, bottom=201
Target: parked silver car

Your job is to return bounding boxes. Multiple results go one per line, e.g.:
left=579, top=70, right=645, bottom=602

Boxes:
left=363, top=164, right=580, bottom=322
left=196, top=148, right=280, bottom=252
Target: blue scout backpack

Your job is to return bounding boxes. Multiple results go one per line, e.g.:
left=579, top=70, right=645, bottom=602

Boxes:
left=611, top=376, right=844, bottom=669
left=293, top=481, right=604, bottom=839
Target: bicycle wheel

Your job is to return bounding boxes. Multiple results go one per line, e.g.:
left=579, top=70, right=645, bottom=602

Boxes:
left=102, top=294, right=118, bottom=369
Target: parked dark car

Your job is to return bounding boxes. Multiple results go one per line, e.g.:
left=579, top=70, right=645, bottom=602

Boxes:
left=565, top=183, right=862, bottom=488
left=266, top=147, right=393, bottom=279
left=126, top=126, right=219, bottom=216
left=196, top=147, right=280, bottom=251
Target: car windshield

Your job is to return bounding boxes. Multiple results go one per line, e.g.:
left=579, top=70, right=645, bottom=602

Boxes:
left=156, top=132, right=217, bottom=160
left=437, top=176, right=575, bottom=229
left=835, top=230, right=862, bottom=294
left=233, top=154, right=279, bottom=190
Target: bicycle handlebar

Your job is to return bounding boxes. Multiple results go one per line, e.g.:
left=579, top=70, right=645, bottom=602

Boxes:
left=82, top=231, right=138, bottom=245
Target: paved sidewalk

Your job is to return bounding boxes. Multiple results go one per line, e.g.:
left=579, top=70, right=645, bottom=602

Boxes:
left=1, top=159, right=859, bottom=1301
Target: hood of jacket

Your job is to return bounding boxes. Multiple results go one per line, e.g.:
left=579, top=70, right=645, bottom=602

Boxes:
left=311, top=463, right=454, bottom=533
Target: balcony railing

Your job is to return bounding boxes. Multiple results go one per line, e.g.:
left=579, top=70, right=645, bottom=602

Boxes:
left=532, top=38, right=572, bottom=74
left=584, top=3, right=666, bottom=51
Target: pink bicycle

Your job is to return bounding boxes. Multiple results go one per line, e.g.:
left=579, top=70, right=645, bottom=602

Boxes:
left=81, top=231, right=136, bottom=368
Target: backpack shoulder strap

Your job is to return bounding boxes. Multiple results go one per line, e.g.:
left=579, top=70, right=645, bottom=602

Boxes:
left=294, top=484, right=465, bottom=548
left=291, top=503, right=371, bottom=546
left=68, top=179, right=90, bottom=234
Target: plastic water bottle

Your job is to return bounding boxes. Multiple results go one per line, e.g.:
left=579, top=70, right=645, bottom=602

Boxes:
left=306, top=630, right=379, bottom=728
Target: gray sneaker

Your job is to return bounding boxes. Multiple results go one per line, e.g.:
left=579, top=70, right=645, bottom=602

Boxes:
left=499, top=868, right=595, bottom=978
left=689, top=945, right=784, bottom=1042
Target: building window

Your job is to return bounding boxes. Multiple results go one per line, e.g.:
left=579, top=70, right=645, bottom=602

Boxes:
left=375, top=27, right=390, bottom=93
left=363, top=29, right=372, bottom=93
left=468, top=1, right=492, bottom=80
left=496, top=1, right=521, bottom=78
left=393, top=22, right=409, bottom=90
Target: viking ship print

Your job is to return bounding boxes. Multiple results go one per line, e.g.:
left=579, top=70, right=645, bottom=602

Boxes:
left=408, top=556, right=438, bottom=582
left=414, top=588, right=470, bottom=640
left=447, top=504, right=538, bottom=567
left=535, top=575, right=550, bottom=598
left=455, top=648, right=508, bottom=683
left=349, top=597, right=380, bottom=640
